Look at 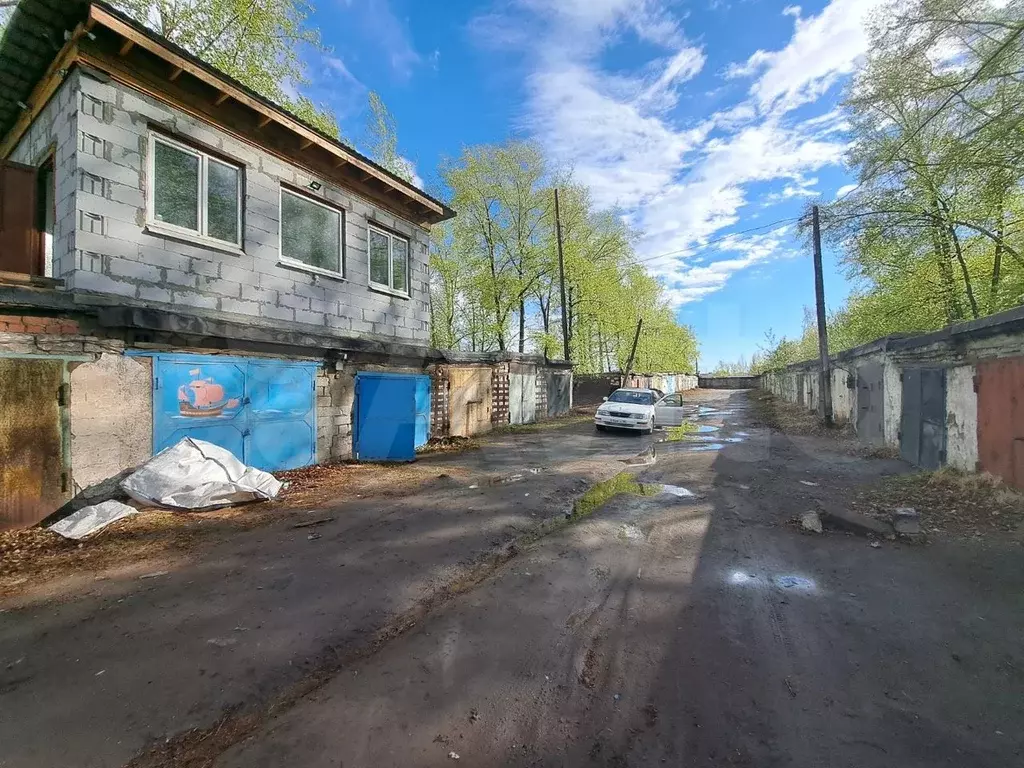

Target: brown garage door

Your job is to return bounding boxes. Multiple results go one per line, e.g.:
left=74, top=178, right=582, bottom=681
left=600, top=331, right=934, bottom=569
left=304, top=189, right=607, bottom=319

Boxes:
left=0, top=358, right=67, bottom=529
left=976, top=357, right=1024, bottom=490
left=449, top=366, right=492, bottom=437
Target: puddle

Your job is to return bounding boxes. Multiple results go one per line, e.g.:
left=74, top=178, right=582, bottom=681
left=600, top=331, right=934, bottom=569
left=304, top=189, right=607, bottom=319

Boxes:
left=694, top=424, right=719, bottom=433
left=686, top=443, right=725, bottom=452
left=658, top=484, right=697, bottom=497
left=726, top=570, right=819, bottom=594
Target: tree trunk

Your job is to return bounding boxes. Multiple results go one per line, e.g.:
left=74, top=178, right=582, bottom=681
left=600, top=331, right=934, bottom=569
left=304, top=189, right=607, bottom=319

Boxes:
left=991, top=210, right=1004, bottom=313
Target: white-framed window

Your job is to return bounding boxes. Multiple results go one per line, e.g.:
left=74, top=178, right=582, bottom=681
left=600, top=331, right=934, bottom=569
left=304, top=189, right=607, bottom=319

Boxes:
left=147, top=132, right=242, bottom=247
left=368, top=224, right=409, bottom=295
left=279, top=187, right=344, bottom=276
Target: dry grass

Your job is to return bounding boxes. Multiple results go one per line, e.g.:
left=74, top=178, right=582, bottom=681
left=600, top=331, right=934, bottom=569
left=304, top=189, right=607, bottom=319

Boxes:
left=853, top=468, right=1024, bottom=537
left=0, top=462, right=469, bottom=598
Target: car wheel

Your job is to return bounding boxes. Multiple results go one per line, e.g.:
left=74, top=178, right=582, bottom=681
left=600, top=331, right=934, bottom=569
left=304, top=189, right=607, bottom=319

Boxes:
left=596, top=424, right=607, bottom=432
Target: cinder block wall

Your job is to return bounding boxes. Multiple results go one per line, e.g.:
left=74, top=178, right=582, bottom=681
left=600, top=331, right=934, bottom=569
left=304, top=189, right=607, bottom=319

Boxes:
left=19, top=69, right=432, bottom=343
left=491, top=361, right=509, bottom=425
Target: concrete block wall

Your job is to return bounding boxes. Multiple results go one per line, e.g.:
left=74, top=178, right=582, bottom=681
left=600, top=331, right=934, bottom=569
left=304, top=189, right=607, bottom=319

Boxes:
left=69, top=352, right=152, bottom=492
left=317, top=369, right=355, bottom=461
left=8, top=72, right=80, bottom=279
left=16, top=69, right=432, bottom=344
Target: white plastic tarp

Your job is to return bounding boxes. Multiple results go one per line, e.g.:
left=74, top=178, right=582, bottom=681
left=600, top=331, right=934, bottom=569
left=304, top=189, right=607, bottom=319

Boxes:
left=121, top=438, right=282, bottom=510
left=48, top=500, right=139, bottom=540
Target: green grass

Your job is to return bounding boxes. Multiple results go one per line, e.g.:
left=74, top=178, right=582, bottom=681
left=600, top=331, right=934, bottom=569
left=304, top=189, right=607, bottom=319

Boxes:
left=663, top=422, right=698, bottom=442
left=570, top=472, right=660, bottom=520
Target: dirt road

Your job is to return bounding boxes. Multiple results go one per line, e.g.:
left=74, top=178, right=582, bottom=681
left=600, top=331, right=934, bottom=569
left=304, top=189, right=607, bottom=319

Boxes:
left=217, top=391, right=1024, bottom=768
left=3, top=390, right=1023, bottom=767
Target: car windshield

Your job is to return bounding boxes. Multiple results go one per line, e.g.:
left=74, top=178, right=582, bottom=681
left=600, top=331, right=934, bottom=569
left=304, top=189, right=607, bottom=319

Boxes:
left=607, top=390, right=655, bottom=405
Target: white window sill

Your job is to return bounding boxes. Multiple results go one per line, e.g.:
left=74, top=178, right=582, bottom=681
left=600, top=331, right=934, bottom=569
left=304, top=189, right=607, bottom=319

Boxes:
left=145, top=223, right=245, bottom=257
left=369, top=283, right=410, bottom=300
left=278, top=258, right=346, bottom=281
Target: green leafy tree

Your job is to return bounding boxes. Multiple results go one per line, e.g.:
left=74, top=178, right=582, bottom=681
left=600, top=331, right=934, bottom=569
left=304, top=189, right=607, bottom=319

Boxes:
left=116, top=0, right=339, bottom=137
left=365, top=91, right=416, bottom=182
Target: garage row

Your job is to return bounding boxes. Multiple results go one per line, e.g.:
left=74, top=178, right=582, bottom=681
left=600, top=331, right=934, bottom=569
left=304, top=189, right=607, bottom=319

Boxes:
left=1, top=348, right=573, bottom=530
left=761, top=305, right=1024, bottom=490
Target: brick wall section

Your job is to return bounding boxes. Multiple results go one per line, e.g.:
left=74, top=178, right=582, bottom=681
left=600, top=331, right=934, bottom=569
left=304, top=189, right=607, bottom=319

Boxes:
left=491, top=361, right=509, bottom=425
left=430, top=366, right=449, bottom=438
left=316, top=369, right=355, bottom=461
left=535, top=369, right=548, bottom=422
left=19, top=70, right=432, bottom=343
left=8, top=72, right=79, bottom=279
left=0, top=315, right=80, bottom=334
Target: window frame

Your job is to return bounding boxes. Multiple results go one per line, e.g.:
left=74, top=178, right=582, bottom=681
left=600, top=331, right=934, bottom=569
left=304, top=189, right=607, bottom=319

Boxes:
left=277, top=185, right=346, bottom=279
left=367, top=223, right=410, bottom=297
left=146, top=131, right=243, bottom=249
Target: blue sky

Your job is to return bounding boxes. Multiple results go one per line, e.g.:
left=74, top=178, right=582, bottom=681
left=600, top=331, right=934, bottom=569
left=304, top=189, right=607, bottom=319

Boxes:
left=300, top=0, right=881, bottom=367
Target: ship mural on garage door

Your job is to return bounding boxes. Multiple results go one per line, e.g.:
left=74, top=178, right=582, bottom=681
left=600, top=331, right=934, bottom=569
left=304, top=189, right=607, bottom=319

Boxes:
left=177, top=368, right=241, bottom=417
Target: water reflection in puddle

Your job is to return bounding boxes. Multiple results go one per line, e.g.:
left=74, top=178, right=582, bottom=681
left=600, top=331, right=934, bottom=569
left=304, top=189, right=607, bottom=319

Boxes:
left=694, top=424, right=719, bottom=433
left=687, top=443, right=725, bottom=452
left=726, top=570, right=819, bottom=594
left=658, top=484, right=696, bottom=497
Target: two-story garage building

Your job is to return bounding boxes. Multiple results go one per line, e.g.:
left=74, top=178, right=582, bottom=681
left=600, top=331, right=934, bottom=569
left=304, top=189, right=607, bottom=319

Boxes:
left=0, top=0, right=463, bottom=527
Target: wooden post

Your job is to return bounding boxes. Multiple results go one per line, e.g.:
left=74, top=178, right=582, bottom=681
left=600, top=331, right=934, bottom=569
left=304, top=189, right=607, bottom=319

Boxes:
left=554, top=188, right=570, bottom=362
left=811, top=205, right=833, bottom=426
left=623, top=318, right=643, bottom=383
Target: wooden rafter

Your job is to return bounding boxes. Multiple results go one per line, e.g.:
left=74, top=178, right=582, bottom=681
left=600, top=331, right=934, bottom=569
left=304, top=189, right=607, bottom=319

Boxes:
left=214, top=92, right=230, bottom=106
left=257, top=114, right=272, bottom=129
left=83, top=5, right=446, bottom=219
left=168, top=65, right=183, bottom=81
left=299, top=138, right=313, bottom=151
left=118, top=39, right=134, bottom=56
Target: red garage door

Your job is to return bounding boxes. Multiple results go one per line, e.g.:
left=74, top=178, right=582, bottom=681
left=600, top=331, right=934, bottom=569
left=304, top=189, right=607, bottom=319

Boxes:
left=976, top=357, right=1024, bottom=490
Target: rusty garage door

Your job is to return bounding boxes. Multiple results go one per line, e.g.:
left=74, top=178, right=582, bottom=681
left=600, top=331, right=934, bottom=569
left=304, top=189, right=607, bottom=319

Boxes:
left=900, top=367, right=947, bottom=469
left=0, top=357, right=68, bottom=529
left=449, top=366, right=492, bottom=437
left=856, top=362, right=885, bottom=446
left=976, top=357, right=1024, bottom=490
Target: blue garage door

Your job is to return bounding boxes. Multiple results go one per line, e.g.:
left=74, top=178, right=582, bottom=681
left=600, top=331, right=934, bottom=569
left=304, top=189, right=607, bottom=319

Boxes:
left=354, top=372, right=430, bottom=461
left=145, top=353, right=318, bottom=472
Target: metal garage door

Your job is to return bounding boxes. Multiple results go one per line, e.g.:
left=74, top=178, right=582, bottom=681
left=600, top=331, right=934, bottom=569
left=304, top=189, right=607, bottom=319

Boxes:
left=900, top=367, right=947, bottom=469
left=545, top=369, right=572, bottom=417
left=509, top=363, right=537, bottom=425
left=0, top=358, right=68, bottom=529
left=976, top=357, right=1024, bottom=489
left=856, top=363, right=885, bottom=446
left=354, top=372, right=430, bottom=461
left=149, top=353, right=318, bottom=472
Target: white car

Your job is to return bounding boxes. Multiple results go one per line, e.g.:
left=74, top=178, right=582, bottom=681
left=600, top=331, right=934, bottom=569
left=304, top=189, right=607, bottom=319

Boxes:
left=595, top=389, right=692, bottom=434
left=594, top=388, right=661, bottom=434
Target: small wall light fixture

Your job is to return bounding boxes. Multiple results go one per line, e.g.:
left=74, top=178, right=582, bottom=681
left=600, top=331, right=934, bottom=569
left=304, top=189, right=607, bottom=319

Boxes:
left=308, top=181, right=322, bottom=191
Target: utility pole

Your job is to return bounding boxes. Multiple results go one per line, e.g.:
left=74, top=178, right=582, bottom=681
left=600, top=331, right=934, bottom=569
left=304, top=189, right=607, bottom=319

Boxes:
left=623, top=318, right=643, bottom=383
left=811, top=205, right=833, bottom=426
left=554, top=188, right=570, bottom=362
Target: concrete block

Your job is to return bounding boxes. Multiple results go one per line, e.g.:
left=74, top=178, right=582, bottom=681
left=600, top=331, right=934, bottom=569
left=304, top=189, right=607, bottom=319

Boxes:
left=76, top=230, right=138, bottom=261
left=294, top=309, right=326, bottom=327
left=220, top=263, right=257, bottom=285
left=241, top=284, right=277, bottom=304
left=278, top=292, right=310, bottom=310
left=260, top=304, right=294, bottom=321
left=189, top=257, right=221, bottom=278
left=138, top=243, right=191, bottom=273
left=137, top=284, right=172, bottom=304
left=163, top=268, right=198, bottom=289
left=106, top=256, right=161, bottom=283
left=259, top=272, right=296, bottom=292
left=220, top=297, right=261, bottom=316
left=170, top=290, right=219, bottom=310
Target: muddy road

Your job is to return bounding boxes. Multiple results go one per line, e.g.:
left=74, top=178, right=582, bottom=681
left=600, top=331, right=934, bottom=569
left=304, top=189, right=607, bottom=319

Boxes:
left=215, top=390, right=1024, bottom=768
left=3, top=390, right=1022, bottom=768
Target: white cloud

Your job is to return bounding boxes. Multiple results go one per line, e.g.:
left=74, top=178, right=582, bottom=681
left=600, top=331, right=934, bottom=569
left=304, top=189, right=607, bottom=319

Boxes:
left=400, top=156, right=425, bottom=188
left=476, top=0, right=862, bottom=307
left=834, top=183, right=858, bottom=199
left=728, top=0, right=883, bottom=113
